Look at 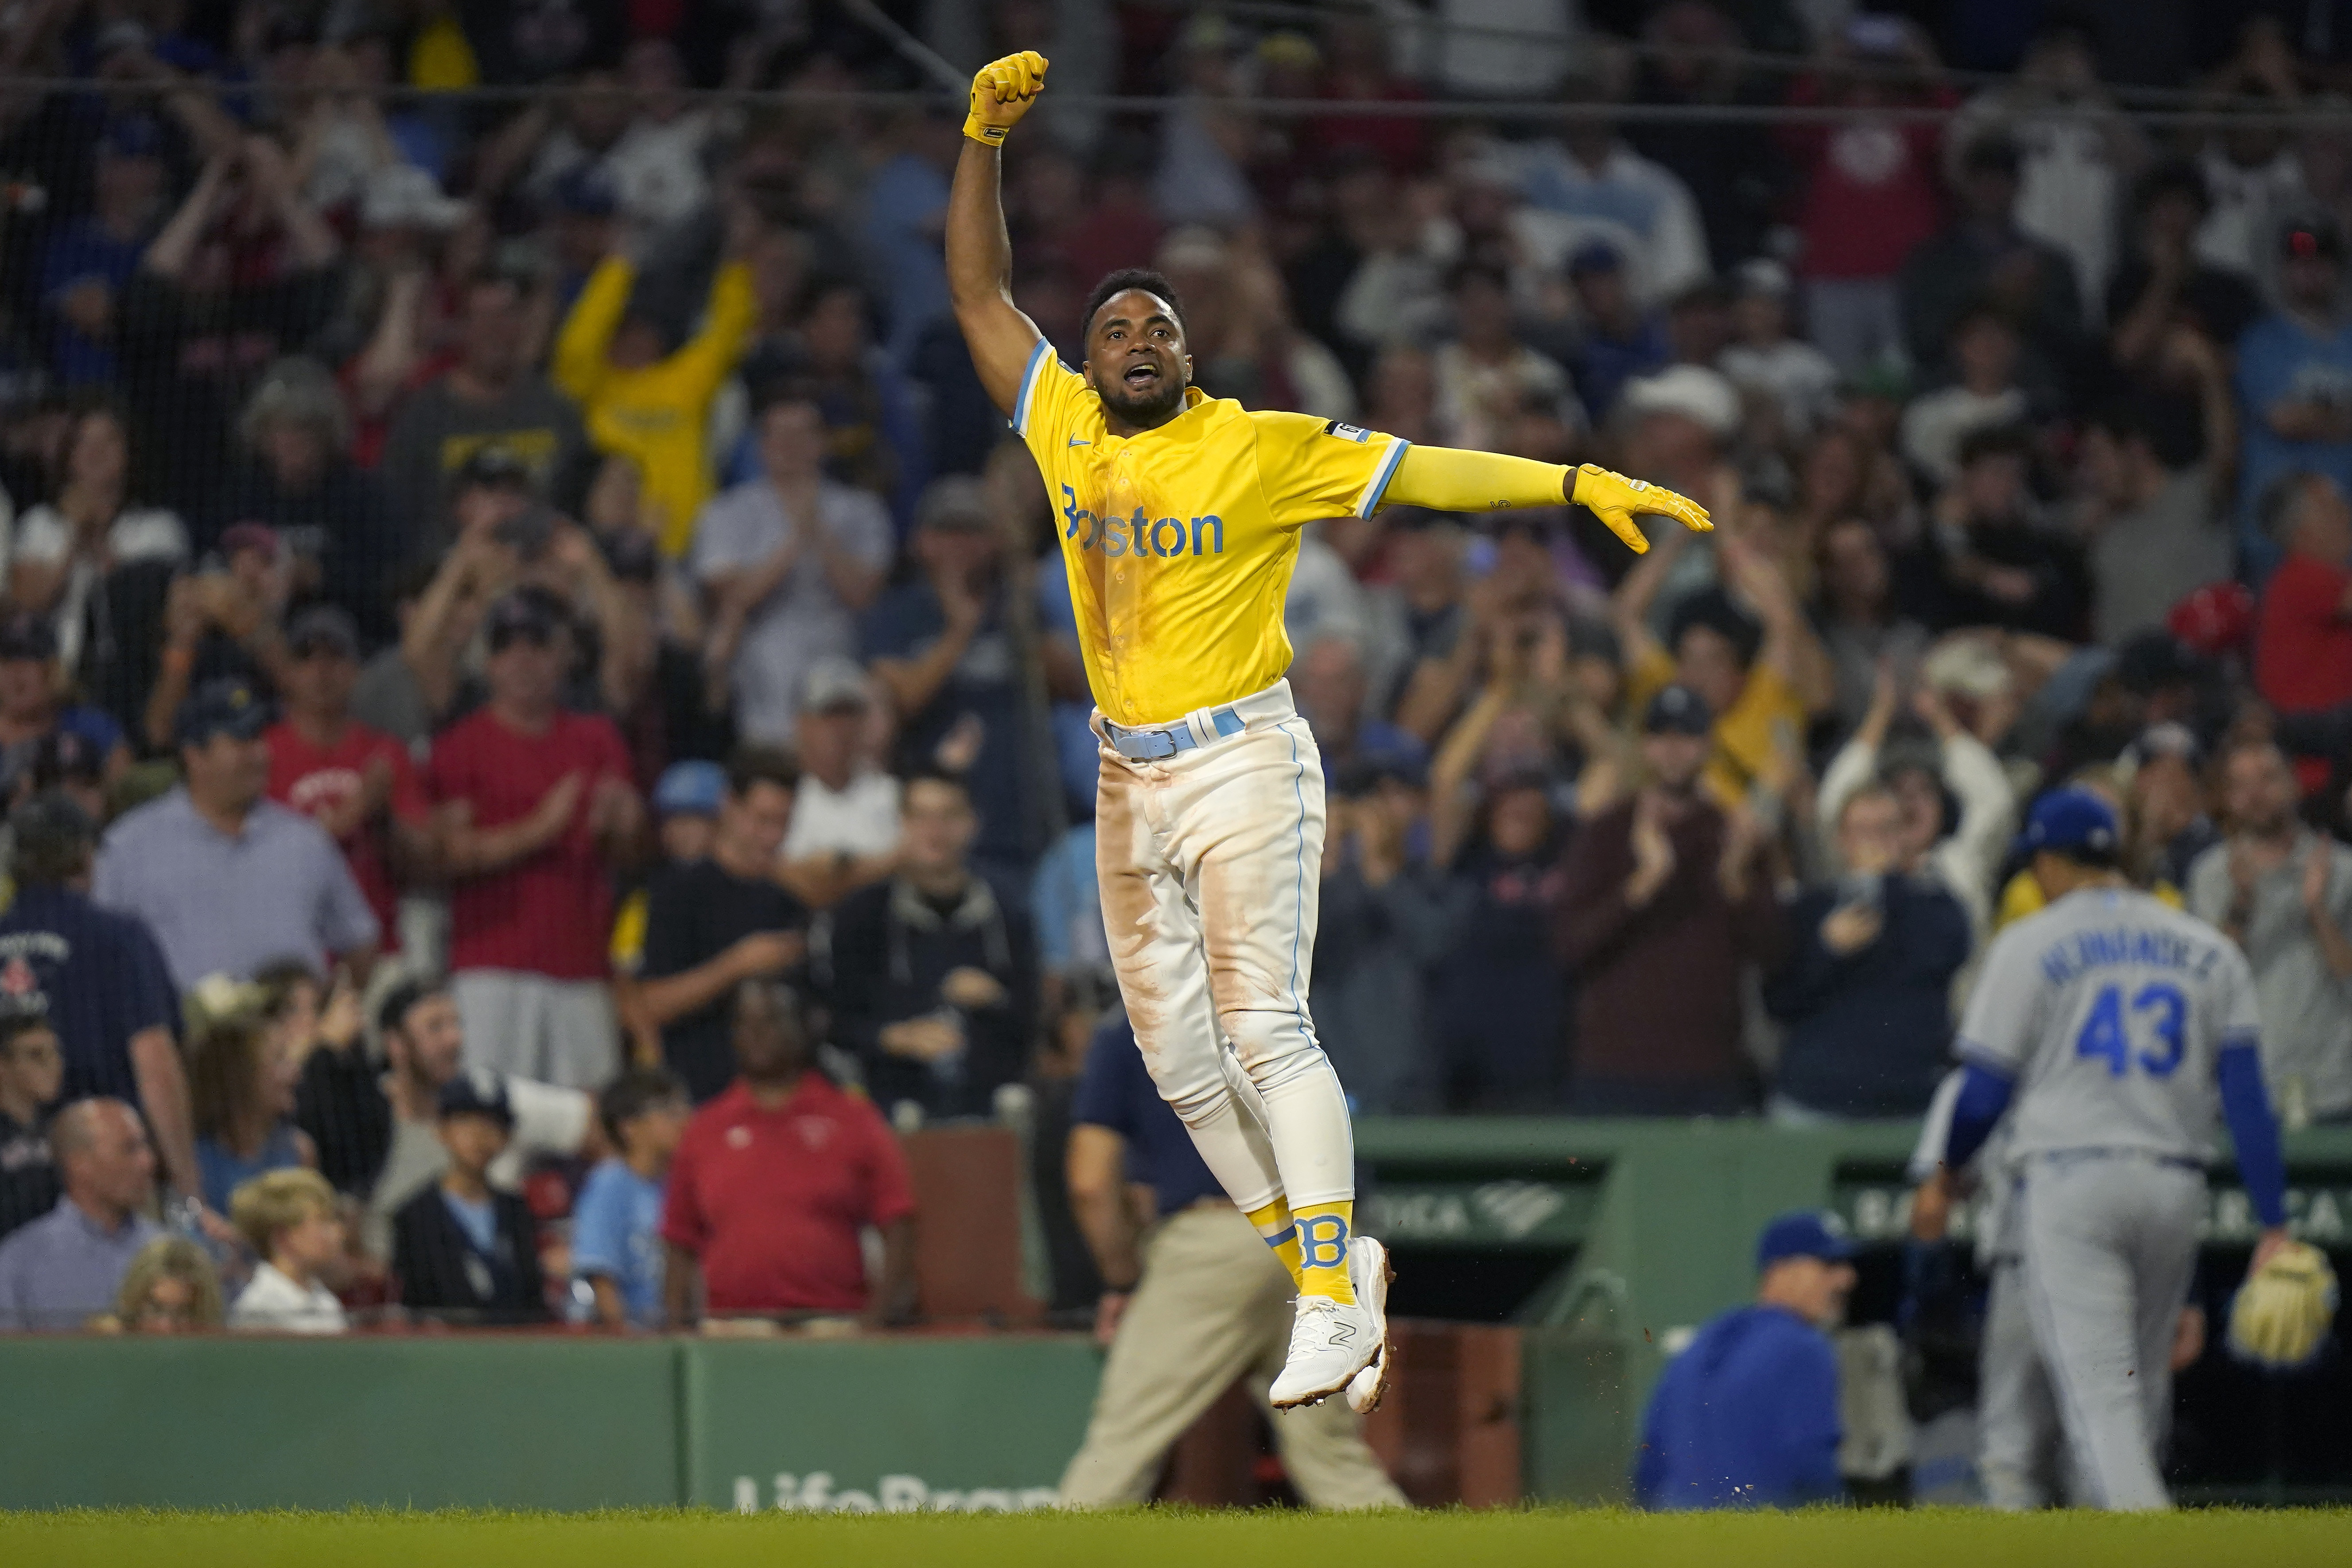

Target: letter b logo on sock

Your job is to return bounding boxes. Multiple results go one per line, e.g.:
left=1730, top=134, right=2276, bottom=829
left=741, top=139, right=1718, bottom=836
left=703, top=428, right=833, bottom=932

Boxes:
left=1298, top=1214, right=1348, bottom=1272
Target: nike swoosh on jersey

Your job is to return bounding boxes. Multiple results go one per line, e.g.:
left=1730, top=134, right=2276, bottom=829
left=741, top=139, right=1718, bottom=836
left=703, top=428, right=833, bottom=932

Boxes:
left=1068, top=436, right=1090, bottom=447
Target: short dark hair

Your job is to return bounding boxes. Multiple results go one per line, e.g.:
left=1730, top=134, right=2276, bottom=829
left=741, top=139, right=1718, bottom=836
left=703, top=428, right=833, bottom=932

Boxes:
left=598, top=1066, right=687, bottom=1145
left=1665, top=586, right=1763, bottom=669
left=376, top=977, right=445, bottom=1039
left=9, top=791, right=95, bottom=888
left=0, top=1008, right=54, bottom=1056
left=728, top=745, right=800, bottom=799
left=1081, top=268, right=1186, bottom=345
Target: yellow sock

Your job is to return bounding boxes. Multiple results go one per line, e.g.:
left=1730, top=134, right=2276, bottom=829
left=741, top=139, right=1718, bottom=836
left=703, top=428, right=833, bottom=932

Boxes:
left=1294, top=1200, right=1357, bottom=1305
left=1245, top=1198, right=1304, bottom=1289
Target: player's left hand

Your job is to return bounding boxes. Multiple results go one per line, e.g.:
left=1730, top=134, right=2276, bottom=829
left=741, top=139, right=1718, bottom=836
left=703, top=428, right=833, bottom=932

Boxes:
left=965, top=51, right=1048, bottom=146
left=1570, top=463, right=1712, bottom=556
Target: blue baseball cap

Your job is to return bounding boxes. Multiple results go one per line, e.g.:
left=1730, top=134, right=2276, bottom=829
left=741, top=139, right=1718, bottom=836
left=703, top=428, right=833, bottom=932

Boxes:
left=1756, top=1211, right=1857, bottom=1270
left=2014, top=786, right=2121, bottom=861
left=652, top=760, right=727, bottom=820
left=1643, top=683, right=1713, bottom=737
left=437, top=1068, right=515, bottom=1128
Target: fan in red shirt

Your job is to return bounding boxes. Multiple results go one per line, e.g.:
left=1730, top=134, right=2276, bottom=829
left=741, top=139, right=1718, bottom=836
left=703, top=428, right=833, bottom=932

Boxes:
left=2252, top=472, right=2352, bottom=794
left=661, top=978, right=915, bottom=1325
left=426, top=587, right=643, bottom=1089
left=264, top=607, right=430, bottom=953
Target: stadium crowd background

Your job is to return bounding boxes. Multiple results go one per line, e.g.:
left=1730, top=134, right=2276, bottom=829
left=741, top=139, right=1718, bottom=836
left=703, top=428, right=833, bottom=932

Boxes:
left=0, top=0, right=2344, bottom=1460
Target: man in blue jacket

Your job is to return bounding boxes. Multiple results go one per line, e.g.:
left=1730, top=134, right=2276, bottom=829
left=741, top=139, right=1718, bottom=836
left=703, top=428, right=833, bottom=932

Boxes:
left=1633, top=1212, right=1854, bottom=1510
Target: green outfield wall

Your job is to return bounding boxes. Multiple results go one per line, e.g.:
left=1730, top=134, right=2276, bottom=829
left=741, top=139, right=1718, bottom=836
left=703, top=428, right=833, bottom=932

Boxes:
left=2, top=1120, right=2346, bottom=1511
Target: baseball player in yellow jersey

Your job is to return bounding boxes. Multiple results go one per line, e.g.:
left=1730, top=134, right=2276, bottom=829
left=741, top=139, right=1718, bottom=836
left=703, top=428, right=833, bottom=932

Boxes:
left=947, top=51, right=1714, bottom=1411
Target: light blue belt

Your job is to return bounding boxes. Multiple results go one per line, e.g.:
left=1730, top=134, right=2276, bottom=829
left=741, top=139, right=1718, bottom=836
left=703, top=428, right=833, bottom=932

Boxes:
left=1104, top=704, right=1246, bottom=761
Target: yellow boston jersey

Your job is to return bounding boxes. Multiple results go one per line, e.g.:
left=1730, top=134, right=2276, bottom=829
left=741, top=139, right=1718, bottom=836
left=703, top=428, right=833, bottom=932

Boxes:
left=1015, top=343, right=1408, bottom=727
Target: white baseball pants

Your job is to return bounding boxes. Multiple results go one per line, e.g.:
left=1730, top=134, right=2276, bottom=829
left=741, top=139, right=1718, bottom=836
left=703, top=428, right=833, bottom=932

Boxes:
left=1093, top=679, right=1355, bottom=1213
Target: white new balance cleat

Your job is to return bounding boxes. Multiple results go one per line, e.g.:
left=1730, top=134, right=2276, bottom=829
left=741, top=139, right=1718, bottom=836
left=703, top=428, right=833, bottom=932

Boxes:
left=1343, top=1236, right=1394, bottom=1415
left=1268, top=1294, right=1380, bottom=1410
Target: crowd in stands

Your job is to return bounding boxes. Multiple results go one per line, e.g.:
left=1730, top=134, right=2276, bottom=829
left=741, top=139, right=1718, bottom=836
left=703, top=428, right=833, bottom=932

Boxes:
left=0, top=0, right=2347, bottom=1335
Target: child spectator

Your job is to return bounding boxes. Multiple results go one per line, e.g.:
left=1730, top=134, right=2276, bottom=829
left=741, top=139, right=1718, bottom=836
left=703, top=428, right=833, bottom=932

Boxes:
left=571, top=1068, right=688, bottom=1330
left=106, top=1235, right=226, bottom=1334
left=390, top=1072, right=550, bottom=1323
left=226, top=1167, right=348, bottom=1334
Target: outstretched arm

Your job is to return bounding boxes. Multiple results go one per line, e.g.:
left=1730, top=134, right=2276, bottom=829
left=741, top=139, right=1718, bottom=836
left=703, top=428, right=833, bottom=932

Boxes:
left=946, top=52, right=1054, bottom=414
left=1385, top=450, right=1712, bottom=555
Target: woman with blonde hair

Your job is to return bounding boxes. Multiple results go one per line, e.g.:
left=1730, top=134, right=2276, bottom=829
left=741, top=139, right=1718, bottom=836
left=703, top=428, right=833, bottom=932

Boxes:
left=102, top=1236, right=225, bottom=1333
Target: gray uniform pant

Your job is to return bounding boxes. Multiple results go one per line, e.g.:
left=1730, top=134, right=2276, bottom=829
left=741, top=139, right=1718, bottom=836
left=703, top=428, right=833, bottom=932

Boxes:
left=2017, top=1154, right=2203, bottom=1511
left=1056, top=1204, right=1404, bottom=1510
left=1978, top=1257, right=2065, bottom=1509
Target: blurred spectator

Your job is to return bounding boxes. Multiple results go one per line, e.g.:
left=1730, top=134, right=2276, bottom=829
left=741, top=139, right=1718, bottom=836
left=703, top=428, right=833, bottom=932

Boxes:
left=226, top=1166, right=346, bottom=1334
left=782, top=280, right=930, bottom=525
left=1947, top=19, right=2135, bottom=329
left=287, top=965, right=381, bottom=1201
left=662, top=979, right=916, bottom=1326
left=2251, top=472, right=2352, bottom=795
left=117, top=138, right=341, bottom=510
left=1293, top=634, right=1423, bottom=789
left=816, top=770, right=1038, bottom=1124
left=264, top=606, right=431, bottom=961
left=5, top=401, right=188, bottom=724
left=863, top=108, right=959, bottom=365
left=0, top=793, right=196, bottom=1205
left=140, top=517, right=295, bottom=754
left=1781, top=27, right=1959, bottom=373
left=97, top=679, right=379, bottom=990
left=1633, top=1213, right=1854, bottom=1510
left=189, top=1003, right=312, bottom=1216
left=610, top=759, right=724, bottom=1058
left=1314, top=755, right=1462, bottom=1114
left=39, top=116, right=168, bottom=387
left=1555, top=686, right=1787, bottom=1114
left=1719, top=261, right=1839, bottom=442
left=1367, top=511, right=1470, bottom=743
left=379, top=267, right=591, bottom=550
left=103, top=1234, right=225, bottom=1334
left=1898, top=309, right=2030, bottom=487
left=1156, top=227, right=1356, bottom=424
left=2234, top=220, right=2352, bottom=579
left=1765, top=784, right=1972, bottom=1120
left=391, top=1071, right=551, bottom=1324
left=1819, top=671, right=2016, bottom=938
left=1625, top=2, right=1789, bottom=271
left=1923, top=427, right=2089, bottom=638
left=1814, top=520, right=1932, bottom=738
left=778, top=659, right=902, bottom=910
left=1614, top=534, right=1824, bottom=810
left=1512, top=83, right=1710, bottom=306
left=2197, top=98, right=2311, bottom=283
left=1432, top=261, right=1578, bottom=452
left=0, top=1098, right=159, bottom=1331
left=636, top=749, right=808, bottom=1103
left=571, top=1066, right=688, bottom=1330
left=553, top=240, right=756, bottom=556
left=427, top=588, right=639, bottom=1089
left=865, top=479, right=1044, bottom=878
left=218, top=358, right=396, bottom=640
left=0, top=1008, right=62, bottom=1241
left=2106, top=161, right=2261, bottom=380
left=1900, top=135, right=2083, bottom=385
left=2188, top=739, right=2352, bottom=1124
left=361, top=979, right=594, bottom=1258
left=0, top=612, right=129, bottom=787
left=2080, top=377, right=2235, bottom=648
left=694, top=393, right=892, bottom=749
left=1567, top=245, right=1669, bottom=425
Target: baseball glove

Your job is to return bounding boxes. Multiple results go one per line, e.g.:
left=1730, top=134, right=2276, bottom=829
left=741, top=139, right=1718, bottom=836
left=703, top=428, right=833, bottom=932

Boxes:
left=2226, top=1240, right=2340, bottom=1370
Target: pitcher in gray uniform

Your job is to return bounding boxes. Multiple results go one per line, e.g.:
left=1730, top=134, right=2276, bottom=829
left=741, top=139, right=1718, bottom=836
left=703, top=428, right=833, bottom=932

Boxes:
left=1918, top=788, right=2292, bottom=1511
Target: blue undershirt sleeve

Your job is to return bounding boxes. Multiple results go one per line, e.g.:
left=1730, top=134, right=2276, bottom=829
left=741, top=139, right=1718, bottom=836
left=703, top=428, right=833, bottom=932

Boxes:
left=1941, top=1063, right=2015, bottom=1171
left=2217, top=1043, right=2288, bottom=1229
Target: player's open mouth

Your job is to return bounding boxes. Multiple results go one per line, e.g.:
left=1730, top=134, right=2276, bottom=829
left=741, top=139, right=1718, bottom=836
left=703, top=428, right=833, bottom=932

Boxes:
left=1124, top=363, right=1161, bottom=388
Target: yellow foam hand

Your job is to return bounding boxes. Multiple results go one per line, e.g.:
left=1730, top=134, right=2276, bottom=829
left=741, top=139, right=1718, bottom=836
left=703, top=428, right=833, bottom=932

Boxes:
left=965, top=51, right=1049, bottom=145
left=1571, top=463, right=1713, bottom=556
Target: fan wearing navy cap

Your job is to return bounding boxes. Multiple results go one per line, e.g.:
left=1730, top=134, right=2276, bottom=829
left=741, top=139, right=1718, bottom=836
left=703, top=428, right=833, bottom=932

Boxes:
left=1556, top=684, right=1787, bottom=1115
left=96, top=679, right=379, bottom=992
left=389, top=1071, right=550, bottom=1323
left=1633, top=1210, right=1855, bottom=1510
left=0, top=613, right=130, bottom=794
left=264, top=606, right=432, bottom=961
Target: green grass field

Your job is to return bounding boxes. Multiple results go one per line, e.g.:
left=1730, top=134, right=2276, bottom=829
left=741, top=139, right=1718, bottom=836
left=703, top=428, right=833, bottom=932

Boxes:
left=5, top=1507, right=2351, bottom=1568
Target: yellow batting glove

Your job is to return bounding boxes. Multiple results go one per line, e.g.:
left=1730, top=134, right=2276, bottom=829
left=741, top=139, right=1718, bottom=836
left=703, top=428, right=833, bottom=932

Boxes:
left=1571, top=463, right=1713, bottom=556
left=965, top=51, right=1049, bottom=146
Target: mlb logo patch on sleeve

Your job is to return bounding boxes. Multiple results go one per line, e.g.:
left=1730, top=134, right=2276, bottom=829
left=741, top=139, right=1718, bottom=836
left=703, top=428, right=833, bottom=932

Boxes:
left=1322, top=421, right=1373, bottom=444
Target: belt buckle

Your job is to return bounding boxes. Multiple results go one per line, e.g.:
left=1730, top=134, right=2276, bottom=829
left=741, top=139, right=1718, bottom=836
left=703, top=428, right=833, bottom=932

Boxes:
left=1116, top=725, right=1176, bottom=762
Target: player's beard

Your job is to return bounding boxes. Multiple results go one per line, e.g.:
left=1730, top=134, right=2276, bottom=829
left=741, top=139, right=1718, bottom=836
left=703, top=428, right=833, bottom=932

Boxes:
left=1096, top=370, right=1187, bottom=427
